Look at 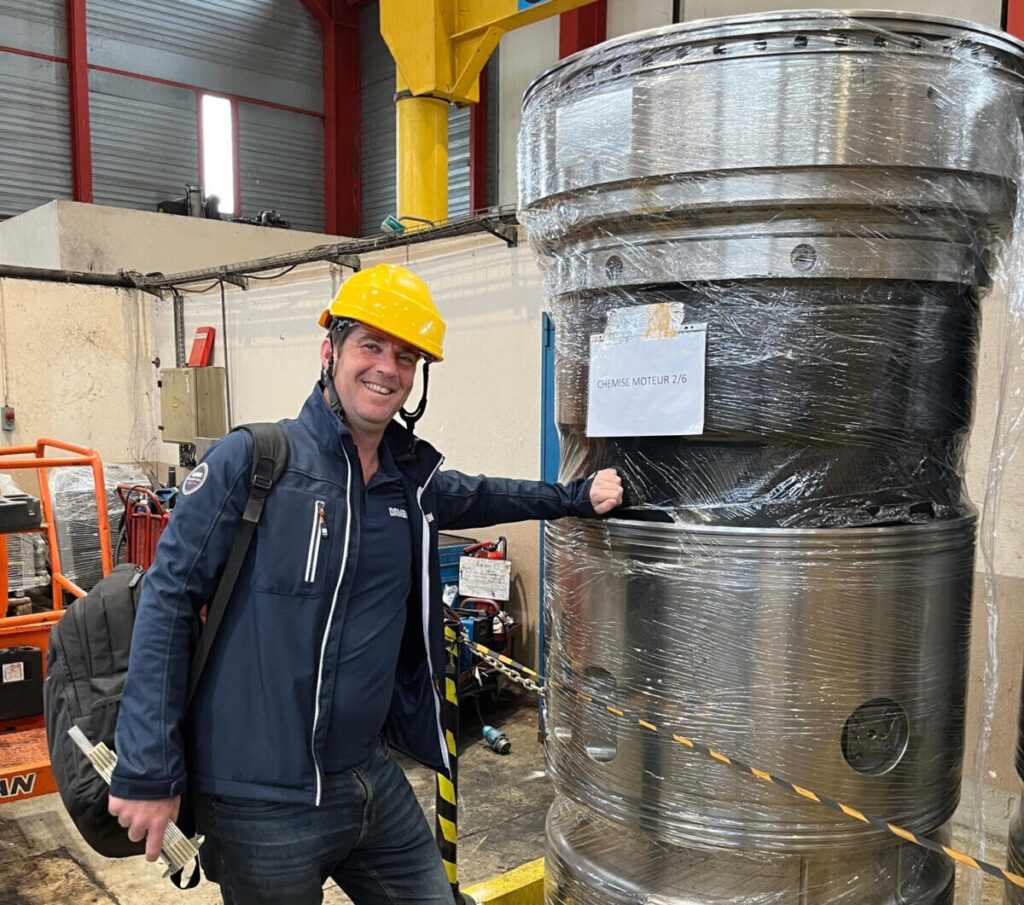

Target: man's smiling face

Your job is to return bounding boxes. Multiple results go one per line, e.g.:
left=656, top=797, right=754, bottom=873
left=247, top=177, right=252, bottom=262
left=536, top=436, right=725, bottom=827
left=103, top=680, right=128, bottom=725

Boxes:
left=323, top=324, right=419, bottom=438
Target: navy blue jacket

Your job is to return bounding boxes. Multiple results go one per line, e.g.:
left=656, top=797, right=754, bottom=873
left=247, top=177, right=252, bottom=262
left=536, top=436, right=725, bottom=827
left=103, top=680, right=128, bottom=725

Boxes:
left=111, top=387, right=596, bottom=805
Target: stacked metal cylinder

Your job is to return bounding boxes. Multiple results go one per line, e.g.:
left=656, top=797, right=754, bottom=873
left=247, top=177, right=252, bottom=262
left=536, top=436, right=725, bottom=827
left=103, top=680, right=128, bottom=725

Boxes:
left=518, top=12, right=1024, bottom=905
left=1009, top=674, right=1024, bottom=905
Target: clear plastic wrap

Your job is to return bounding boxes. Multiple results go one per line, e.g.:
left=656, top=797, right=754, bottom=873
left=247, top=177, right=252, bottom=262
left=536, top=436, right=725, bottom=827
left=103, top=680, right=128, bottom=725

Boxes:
left=545, top=796, right=954, bottom=905
left=49, top=464, right=150, bottom=592
left=1009, top=665, right=1024, bottom=904
left=551, top=282, right=978, bottom=527
left=0, top=473, right=48, bottom=594
left=519, top=11, right=1024, bottom=528
left=518, top=10, right=1024, bottom=905
left=1011, top=801, right=1024, bottom=905
left=543, top=516, right=974, bottom=850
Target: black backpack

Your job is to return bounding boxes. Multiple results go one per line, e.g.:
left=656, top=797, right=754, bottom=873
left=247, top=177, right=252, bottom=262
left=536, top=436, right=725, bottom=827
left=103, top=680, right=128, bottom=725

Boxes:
left=43, top=423, right=288, bottom=859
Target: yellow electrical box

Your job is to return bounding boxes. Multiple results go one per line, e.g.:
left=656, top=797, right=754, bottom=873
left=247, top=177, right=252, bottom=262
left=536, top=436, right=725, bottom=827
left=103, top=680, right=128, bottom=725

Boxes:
left=159, top=367, right=228, bottom=444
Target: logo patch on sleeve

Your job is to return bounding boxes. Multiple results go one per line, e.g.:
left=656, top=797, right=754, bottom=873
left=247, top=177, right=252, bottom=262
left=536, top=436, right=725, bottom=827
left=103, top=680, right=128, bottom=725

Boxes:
left=181, top=462, right=209, bottom=496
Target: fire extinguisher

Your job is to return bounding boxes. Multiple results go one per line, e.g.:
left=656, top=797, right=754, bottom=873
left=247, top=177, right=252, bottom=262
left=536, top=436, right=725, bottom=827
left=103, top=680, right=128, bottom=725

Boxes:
left=462, top=538, right=507, bottom=561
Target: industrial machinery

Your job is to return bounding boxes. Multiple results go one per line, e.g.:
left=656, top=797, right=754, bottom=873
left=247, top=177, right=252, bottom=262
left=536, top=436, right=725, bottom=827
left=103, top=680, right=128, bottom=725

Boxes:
left=1009, top=672, right=1024, bottom=905
left=519, top=11, right=1024, bottom=905
left=49, top=462, right=148, bottom=594
left=440, top=534, right=518, bottom=692
left=114, top=484, right=175, bottom=571
left=0, top=440, right=112, bottom=804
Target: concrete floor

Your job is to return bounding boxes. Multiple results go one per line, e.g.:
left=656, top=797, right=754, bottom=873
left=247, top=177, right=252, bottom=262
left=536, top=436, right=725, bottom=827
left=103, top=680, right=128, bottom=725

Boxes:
left=0, top=694, right=1015, bottom=905
left=0, top=694, right=550, bottom=905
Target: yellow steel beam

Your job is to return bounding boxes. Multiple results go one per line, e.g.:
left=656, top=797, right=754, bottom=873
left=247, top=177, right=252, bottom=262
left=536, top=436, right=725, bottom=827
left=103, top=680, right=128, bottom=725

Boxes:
left=449, top=0, right=597, bottom=101
left=463, top=857, right=545, bottom=905
left=381, top=0, right=600, bottom=223
left=381, top=0, right=599, bottom=104
left=395, top=71, right=450, bottom=225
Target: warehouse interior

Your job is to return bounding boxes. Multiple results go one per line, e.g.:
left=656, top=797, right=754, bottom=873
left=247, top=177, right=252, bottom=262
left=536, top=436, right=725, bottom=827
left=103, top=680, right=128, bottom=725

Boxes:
left=2, top=1, right=1024, bottom=904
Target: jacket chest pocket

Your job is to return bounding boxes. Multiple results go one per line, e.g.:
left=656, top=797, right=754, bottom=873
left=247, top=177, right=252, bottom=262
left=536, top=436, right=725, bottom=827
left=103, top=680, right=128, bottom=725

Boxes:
left=251, top=492, right=335, bottom=598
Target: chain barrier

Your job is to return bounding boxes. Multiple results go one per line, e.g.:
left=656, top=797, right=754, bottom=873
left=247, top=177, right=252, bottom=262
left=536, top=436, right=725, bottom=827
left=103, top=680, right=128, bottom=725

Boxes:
left=460, top=633, right=543, bottom=694
left=455, top=630, right=1024, bottom=891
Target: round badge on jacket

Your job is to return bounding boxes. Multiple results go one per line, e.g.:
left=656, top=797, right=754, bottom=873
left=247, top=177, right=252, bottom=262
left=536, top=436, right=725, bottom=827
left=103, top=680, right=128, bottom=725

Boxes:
left=181, top=462, right=209, bottom=496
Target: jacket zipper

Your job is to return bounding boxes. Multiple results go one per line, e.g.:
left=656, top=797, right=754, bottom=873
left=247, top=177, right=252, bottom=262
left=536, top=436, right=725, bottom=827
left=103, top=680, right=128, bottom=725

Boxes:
left=301, top=497, right=325, bottom=581
left=304, top=500, right=326, bottom=583
left=310, top=464, right=352, bottom=805
left=416, top=455, right=451, bottom=777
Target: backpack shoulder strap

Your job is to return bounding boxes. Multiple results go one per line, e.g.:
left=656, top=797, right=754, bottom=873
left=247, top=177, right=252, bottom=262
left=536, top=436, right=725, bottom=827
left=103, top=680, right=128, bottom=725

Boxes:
left=184, top=423, right=289, bottom=710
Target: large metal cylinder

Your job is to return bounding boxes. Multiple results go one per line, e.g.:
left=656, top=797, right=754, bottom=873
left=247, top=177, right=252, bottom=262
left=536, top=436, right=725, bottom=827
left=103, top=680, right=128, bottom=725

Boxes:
left=1009, top=801, right=1024, bottom=905
left=1008, top=672, right=1024, bottom=905
left=545, top=517, right=975, bottom=850
left=1007, top=810, right=1024, bottom=905
left=1017, top=669, right=1024, bottom=784
left=519, top=10, right=1024, bottom=905
left=545, top=797, right=954, bottom=905
left=553, top=281, right=978, bottom=525
left=520, top=10, right=1024, bottom=527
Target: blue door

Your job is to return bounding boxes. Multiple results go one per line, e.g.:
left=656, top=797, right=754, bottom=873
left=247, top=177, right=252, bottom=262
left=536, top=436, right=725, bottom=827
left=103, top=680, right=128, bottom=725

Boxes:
left=539, top=313, right=559, bottom=687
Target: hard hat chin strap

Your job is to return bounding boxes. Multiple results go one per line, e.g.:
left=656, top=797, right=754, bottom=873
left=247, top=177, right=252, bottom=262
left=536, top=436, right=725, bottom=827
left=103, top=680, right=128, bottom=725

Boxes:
left=320, top=358, right=346, bottom=421
left=320, top=318, right=355, bottom=422
left=397, top=362, right=430, bottom=462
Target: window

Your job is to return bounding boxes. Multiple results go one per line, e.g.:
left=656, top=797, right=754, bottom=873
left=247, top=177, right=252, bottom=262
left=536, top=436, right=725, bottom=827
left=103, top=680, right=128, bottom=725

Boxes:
left=200, top=94, right=236, bottom=215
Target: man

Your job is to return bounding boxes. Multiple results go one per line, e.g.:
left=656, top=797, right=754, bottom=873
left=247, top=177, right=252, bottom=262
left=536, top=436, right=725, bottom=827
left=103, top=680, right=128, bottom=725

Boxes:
left=108, top=263, right=622, bottom=904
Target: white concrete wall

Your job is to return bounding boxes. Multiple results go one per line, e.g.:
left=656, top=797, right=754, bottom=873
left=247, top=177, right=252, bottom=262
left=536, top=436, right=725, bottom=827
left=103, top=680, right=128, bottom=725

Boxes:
left=607, top=0, right=674, bottom=38
left=0, top=200, right=344, bottom=274
left=0, top=278, right=159, bottom=476
left=0, top=236, right=551, bottom=667
left=150, top=264, right=334, bottom=429
left=0, top=204, right=62, bottom=271
left=498, top=18, right=559, bottom=209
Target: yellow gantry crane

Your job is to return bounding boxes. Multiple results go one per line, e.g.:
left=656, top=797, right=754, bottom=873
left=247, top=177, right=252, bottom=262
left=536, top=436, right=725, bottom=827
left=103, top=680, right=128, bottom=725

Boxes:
left=380, top=0, right=601, bottom=225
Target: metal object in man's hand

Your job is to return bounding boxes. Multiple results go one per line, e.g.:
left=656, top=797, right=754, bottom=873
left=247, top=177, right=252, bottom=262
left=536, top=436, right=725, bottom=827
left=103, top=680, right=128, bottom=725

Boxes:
left=67, top=726, right=204, bottom=877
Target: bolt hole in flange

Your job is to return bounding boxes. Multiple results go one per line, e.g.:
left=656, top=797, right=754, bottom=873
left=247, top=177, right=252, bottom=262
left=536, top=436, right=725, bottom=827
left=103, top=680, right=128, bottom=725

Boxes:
left=582, top=666, right=619, bottom=764
left=605, top=255, right=625, bottom=281
left=790, top=242, right=818, bottom=272
left=842, top=697, right=910, bottom=776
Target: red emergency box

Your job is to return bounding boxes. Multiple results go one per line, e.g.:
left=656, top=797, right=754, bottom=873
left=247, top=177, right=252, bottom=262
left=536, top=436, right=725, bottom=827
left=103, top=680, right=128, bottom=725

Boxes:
left=187, top=326, right=216, bottom=367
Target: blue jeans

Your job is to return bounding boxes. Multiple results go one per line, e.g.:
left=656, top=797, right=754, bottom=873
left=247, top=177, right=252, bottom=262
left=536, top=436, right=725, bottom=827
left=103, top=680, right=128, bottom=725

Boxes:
left=193, top=740, right=454, bottom=904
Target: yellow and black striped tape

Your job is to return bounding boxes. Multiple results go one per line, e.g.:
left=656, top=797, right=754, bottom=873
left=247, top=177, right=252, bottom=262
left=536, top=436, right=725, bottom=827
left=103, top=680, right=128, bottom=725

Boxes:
left=459, top=635, right=1024, bottom=891
left=438, top=627, right=461, bottom=884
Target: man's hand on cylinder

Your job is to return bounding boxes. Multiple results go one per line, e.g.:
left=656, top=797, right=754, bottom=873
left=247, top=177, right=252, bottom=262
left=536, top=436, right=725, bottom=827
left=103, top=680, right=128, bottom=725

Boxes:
left=590, top=469, right=624, bottom=515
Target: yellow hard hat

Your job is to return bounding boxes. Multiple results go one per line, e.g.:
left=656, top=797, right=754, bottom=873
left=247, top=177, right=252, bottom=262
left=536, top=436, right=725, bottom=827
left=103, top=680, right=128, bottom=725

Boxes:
left=318, top=264, right=445, bottom=362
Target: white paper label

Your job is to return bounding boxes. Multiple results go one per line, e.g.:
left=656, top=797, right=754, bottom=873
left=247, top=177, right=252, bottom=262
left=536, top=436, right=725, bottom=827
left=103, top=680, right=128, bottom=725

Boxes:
left=458, top=557, right=512, bottom=601
left=586, top=326, right=708, bottom=438
left=2, top=662, right=25, bottom=683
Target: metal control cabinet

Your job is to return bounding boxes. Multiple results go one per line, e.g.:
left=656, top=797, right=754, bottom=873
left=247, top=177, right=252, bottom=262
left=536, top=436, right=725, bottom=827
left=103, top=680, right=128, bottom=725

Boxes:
left=159, top=368, right=228, bottom=444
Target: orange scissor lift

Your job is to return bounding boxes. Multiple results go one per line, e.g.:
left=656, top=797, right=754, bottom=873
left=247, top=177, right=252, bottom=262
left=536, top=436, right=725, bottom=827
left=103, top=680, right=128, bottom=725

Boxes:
left=0, top=439, right=112, bottom=804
